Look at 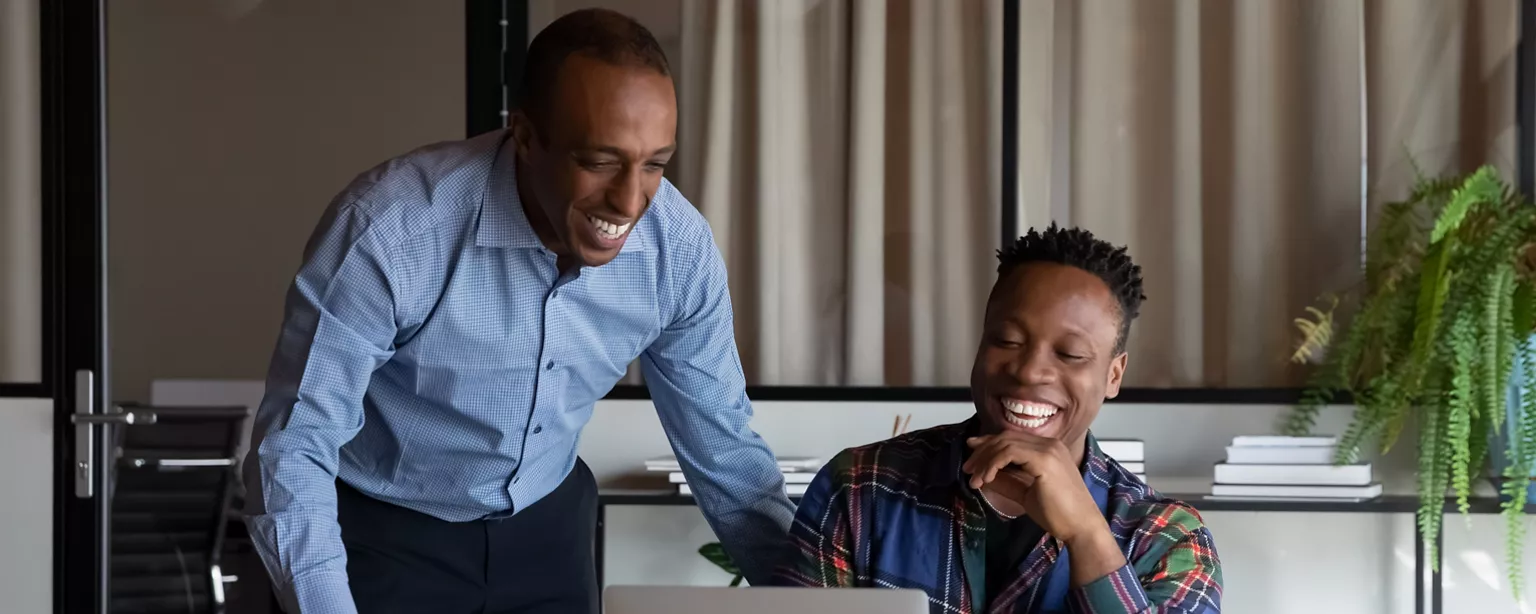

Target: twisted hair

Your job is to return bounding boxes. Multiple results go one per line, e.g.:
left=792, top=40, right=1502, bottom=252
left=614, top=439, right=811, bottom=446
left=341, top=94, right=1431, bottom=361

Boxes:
left=996, top=223, right=1146, bottom=352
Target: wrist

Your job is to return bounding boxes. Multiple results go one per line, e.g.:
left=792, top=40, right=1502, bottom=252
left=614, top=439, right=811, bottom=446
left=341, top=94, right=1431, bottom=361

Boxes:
left=1062, top=522, right=1127, bottom=587
left=1058, top=517, right=1112, bottom=548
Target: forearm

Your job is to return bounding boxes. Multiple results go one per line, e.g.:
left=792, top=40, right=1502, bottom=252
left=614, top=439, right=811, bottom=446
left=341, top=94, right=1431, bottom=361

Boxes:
left=244, top=428, right=358, bottom=613
left=1066, top=527, right=1129, bottom=588
left=704, top=488, right=796, bottom=585
left=247, top=510, right=356, bottom=614
left=674, top=437, right=794, bottom=585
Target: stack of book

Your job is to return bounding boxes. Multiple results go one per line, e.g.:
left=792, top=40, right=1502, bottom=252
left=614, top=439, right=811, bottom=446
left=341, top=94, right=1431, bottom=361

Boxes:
left=644, top=455, right=822, bottom=497
left=1099, top=439, right=1147, bottom=482
left=1209, top=435, right=1382, bottom=501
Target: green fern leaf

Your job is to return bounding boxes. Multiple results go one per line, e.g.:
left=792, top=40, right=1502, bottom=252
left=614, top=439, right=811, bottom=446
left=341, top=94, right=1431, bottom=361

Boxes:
left=1448, top=312, right=1478, bottom=515
left=1429, top=166, right=1500, bottom=244
left=697, top=542, right=741, bottom=577
left=1410, top=241, right=1454, bottom=375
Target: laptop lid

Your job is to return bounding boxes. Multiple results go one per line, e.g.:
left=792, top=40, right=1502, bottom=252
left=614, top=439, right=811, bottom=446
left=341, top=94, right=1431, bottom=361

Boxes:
left=603, top=586, right=929, bottom=614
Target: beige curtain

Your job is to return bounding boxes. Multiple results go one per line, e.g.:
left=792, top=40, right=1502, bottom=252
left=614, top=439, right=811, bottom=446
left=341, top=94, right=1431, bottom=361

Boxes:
left=669, top=0, right=1003, bottom=386
left=541, top=0, right=1516, bottom=389
left=1016, top=0, right=1516, bottom=388
left=0, top=0, right=41, bottom=384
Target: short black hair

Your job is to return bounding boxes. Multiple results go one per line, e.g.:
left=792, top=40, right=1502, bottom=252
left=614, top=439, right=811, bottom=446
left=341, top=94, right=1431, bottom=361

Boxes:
left=995, top=223, right=1146, bottom=352
left=516, top=9, right=671, bottom=119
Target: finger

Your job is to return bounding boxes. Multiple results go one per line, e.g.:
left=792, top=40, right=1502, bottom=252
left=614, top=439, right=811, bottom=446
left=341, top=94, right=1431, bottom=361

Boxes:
left=975, top=442, right=1030, bottom=486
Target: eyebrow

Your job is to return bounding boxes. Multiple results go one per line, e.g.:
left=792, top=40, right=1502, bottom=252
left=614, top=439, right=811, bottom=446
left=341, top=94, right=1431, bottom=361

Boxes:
left=581, top=144, right=677, bottom=158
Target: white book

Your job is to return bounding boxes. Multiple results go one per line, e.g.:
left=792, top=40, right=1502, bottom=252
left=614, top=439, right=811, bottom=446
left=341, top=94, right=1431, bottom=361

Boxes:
left=1209, top=483, right=1382, bottom=499
left=645, top=456, right=823, bottom=473
left=1098, top=440, right=1145, bottom=462
left=1230, top=435, right=1338, bottom=448
left=669, top=471, right=815, bottom=484
left=1213, top=463, right=1372, bottom=486
left=679, top=483, right=810, bottom=497
left=1225, top=445, right=1337, bottom=465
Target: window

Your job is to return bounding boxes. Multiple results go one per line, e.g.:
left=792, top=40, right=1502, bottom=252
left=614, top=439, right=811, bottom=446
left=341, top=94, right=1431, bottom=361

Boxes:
left=519, top=0, right=1521, bottom=392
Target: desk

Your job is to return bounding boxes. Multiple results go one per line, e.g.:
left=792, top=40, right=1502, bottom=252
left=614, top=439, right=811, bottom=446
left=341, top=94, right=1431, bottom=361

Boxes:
left=595, top=491, right=1536, bottom=614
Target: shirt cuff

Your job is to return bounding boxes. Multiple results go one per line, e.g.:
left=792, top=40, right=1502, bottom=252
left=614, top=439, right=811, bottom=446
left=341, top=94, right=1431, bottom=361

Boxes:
left=1069, top=563, right=1151, bottom=614
left=289, top=569, right=358, bottom=614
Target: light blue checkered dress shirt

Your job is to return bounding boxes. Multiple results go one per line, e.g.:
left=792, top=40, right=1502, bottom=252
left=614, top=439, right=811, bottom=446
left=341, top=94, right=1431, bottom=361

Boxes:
left=242, top=130, right=794, bottom=613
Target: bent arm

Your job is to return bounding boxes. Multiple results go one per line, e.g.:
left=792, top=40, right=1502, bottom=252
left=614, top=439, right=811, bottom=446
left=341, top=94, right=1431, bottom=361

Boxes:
left=641, top=236, right=793, bottom=587
left=1068, top=513, right=1222, bottom=614
left=242, top=201, right=401, bottom=613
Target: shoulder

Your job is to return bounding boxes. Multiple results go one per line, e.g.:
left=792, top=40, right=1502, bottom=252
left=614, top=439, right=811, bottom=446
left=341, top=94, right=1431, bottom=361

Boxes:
left=640, top=179, right=718, bottom=265
left=819, top=422, right=967, bottom=491
left=1100, top=460, right=1214, bottom=558
left=320, top=131, right=503, bottom=250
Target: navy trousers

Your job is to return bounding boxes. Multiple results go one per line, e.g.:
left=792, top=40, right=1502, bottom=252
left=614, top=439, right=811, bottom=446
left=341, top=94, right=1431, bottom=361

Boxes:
left=336, top=460, right=599, bottom=614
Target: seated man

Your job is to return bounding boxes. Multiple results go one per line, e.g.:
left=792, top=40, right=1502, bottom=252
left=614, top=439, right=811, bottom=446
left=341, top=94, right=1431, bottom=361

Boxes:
left=770, top=225, right=1222, bottom=613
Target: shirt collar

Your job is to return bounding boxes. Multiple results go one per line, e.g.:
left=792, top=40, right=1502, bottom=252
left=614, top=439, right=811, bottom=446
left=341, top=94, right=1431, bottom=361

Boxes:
left=475, top=130, right=649, bottom=255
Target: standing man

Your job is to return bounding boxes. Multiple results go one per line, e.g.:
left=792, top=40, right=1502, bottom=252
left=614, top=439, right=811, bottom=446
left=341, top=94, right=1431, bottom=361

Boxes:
left=242, top=9, right=793, bottom=614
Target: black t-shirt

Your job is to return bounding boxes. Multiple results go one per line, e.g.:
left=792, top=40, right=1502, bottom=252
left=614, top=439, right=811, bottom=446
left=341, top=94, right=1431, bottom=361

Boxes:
left=985, top=511, right=1046, bottom=603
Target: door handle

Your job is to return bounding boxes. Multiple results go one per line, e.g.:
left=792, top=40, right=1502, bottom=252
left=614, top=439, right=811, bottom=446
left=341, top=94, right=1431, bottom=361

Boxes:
left=72, top=370, right=158, bottom=498
left=70, top=411, right=157, bottom=425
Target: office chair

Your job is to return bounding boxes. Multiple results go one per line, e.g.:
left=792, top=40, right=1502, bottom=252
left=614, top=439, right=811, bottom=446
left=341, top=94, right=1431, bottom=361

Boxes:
left=108, top=404, right=249, bottom=614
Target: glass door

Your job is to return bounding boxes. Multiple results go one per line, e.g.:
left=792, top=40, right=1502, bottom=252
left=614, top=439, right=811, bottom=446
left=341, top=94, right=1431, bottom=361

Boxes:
left=1, top=1, right=114, bottom=612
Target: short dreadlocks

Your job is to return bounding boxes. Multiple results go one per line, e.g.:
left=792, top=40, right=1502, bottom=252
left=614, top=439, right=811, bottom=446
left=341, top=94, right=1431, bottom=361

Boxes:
left=995, top=223, right=1146, bottom=353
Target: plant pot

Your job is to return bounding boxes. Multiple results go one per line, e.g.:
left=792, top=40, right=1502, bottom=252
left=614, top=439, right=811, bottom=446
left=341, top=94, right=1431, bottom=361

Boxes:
left=1489, top=334, right=1536, bottom=505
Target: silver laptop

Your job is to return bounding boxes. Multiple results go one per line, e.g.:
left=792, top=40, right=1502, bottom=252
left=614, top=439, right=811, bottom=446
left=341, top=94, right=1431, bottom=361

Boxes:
left=604, top=585, right=929, bottom=614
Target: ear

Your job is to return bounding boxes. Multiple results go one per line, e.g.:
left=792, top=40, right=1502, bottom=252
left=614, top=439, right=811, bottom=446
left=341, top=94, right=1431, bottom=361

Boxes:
left=1104, top=352, right=1128, bottom=399
left=509, top=110, right=539, bottom=159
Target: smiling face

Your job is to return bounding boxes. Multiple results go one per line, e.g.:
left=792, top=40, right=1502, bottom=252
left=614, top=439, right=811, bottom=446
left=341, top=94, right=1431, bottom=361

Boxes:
left=511, top=53, right=677, bottom=267
left=970, top=262, right=1129, bottom=453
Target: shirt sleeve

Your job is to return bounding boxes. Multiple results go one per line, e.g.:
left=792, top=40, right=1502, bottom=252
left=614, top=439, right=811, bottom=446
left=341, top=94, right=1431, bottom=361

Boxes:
left=241, top=197, right=401, bottom=614
left=767, top=452, right=858, bottom=587
left=639, top=229, right=795, bottom=587
left=1068, top=511, right=1223, bottom=614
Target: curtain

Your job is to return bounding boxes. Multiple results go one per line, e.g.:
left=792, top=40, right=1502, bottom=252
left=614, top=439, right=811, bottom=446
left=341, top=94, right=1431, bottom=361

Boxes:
left=537, top=0, right=1516, bottom=389
left=664, top=0, right=1003, bottom=386
left=1016, top=0, right=1516, bottom=388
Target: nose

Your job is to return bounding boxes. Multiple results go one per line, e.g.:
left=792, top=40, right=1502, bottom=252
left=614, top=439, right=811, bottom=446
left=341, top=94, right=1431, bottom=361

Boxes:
left=1012, top=346, right=1058, bottom=386
left=607, top=164, right=648, bottom=220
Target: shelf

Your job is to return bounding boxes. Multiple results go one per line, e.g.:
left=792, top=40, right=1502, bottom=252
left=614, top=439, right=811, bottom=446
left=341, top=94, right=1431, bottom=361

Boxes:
left=598, top=491, right=1536, bottom=515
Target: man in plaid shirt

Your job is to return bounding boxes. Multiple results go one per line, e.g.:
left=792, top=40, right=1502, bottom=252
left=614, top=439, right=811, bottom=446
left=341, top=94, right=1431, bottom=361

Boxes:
left=771, top=225, right=1222, bottom=613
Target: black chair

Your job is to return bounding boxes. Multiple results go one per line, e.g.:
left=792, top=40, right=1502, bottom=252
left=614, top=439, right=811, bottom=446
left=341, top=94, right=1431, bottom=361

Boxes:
left=108, top=404, right=249, bottom=614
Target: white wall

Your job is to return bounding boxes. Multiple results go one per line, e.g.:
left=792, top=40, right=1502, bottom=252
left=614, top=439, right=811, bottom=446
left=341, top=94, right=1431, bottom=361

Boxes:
left=105, top=0, right=465, bottom=403
left=0, top=398, right=54, bottom=614
left=582, top=399, right=1536, bottom=614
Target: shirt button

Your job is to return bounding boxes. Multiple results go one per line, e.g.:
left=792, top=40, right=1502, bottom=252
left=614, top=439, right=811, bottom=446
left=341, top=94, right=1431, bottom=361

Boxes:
left=545, top=360, right=555, bottom=370
left=513, top=476, right=520, bottom=484
left=550, top=289, right=558, bottom=298
left=533, top=425, right=542, bottom=434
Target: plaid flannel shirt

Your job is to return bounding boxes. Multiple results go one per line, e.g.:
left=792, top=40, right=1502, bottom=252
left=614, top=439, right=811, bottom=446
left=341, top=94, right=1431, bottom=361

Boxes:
left=770, top=420, right=1222, bottom=613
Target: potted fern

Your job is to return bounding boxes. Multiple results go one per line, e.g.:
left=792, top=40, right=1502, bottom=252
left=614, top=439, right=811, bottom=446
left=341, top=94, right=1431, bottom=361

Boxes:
left=1286, top=165, right=1536, bottom=597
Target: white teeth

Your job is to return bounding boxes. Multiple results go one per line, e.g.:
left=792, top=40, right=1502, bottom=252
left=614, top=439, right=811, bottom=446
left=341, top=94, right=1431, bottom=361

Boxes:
left=1001, top=399, right=1058, bottom=429
left=586, top=214, right=631, bottom=239
left=1006, top=413, right=1051, bottom=429
left=1001, top=399, right=1058, bottom=417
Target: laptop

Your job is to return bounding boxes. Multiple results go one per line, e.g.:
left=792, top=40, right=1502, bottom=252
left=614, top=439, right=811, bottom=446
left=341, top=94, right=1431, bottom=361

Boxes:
left=603, top=585, right=929, bottom=614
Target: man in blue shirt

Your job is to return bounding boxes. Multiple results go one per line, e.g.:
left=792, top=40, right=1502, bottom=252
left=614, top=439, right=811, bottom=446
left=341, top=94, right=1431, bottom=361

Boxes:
left=242, top=9, right=793, bottom=614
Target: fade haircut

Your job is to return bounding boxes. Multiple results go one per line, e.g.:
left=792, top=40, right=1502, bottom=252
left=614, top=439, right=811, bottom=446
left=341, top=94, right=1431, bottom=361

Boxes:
left=516, top=8, right=671, bottom=124
left=995, top=223, right=1146, bottom=353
